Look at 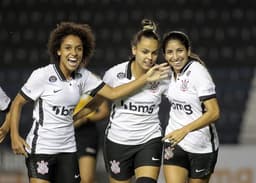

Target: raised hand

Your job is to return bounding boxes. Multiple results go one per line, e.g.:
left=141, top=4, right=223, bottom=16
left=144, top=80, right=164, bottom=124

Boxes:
left=146, top=63, right=170, bottom=82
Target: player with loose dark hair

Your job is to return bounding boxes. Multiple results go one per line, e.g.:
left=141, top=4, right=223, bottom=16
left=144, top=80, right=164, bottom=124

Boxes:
left=162, top=31, right=220, bottom=183
left=9, top=21, right=170, bottom=183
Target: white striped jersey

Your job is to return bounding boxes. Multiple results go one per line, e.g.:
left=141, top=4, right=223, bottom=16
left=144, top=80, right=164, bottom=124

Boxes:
left=164, top=61, right=219, bottom=153
left=21, top=64, right=104, bottom=154
left=103, top=61, right=169, bottom=145
left=0, top=86, right=10, bottom=111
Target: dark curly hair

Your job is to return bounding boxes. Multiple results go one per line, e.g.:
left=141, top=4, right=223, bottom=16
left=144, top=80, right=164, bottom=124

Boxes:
left=47, top=22, right=95, bottom=65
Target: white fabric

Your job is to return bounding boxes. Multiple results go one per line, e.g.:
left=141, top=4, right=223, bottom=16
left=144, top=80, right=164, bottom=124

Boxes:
left=22, top=64, right=103, bottom=154
left=164, top=61, right=219, bottom=153
left=103, top=61, right=169, bottom=145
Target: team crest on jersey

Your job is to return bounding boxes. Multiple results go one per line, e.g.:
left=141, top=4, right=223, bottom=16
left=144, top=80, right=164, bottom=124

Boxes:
left=148, top=81, right=159, bottom=92
left=180, top=79, right=189, bottom=92
left=164, top=146, right=174, bottom=160
left=117, top=72, right=126, bottom=79
left=49, top=75, right=57, bottom=82
left=110, top=160, right=120, bottom=174
left=36, top=160, right=49, bottom=175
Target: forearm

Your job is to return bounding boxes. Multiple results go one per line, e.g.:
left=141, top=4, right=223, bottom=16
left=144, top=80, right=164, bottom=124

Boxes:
left=100, top=75, right=147, bottom=100
left=10, top=96, right=26, bottom=138
left=1, top=112, right=10, bottom=132
left=183, top=110, right=220, bottom=133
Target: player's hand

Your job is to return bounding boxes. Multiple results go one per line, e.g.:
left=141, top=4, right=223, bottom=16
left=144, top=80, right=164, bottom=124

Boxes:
left=73, top=107, right=96, bottom=128
left=11, top=135, right=30, bottom=157
left=146, top=63, right=170, bottom=82
left=162, top=128, right=189, bottom=147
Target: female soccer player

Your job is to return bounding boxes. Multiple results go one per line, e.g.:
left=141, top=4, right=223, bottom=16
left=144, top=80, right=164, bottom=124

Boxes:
left=9, top=22, right=169, bottom=183
left=162, top=31, right=220, bottom=183
left=103, top=19, right=169, bottom=183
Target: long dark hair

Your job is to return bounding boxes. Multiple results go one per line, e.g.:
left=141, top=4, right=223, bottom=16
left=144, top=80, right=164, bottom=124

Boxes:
left=162, top=31, right=205, bottom=65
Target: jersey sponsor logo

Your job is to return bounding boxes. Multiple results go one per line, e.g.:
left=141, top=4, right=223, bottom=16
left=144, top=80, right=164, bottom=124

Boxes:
left=122, top=102, right=155, bottom=114
left=52, top=106, right=74, bottom=116
left=170, top=101, right=192, bottom=115
left=110, top=160, right=121, bottom=174
left=49, top=75, right=57, bottom=82
left=36, top=160, right=49, bottom=175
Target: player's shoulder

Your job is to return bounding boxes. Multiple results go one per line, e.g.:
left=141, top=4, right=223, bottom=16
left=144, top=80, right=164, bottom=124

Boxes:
left=190, top=60, right=206, bottom=70
left=29, top=64, right=54, bottom=80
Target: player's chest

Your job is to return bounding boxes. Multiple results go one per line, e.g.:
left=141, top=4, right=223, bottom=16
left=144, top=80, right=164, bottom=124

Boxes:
left=42, top=80, right=81, bottom=104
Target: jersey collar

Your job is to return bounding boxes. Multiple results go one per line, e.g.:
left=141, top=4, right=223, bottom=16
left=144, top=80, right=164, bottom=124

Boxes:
left=53, top=64, right=76, bottom=81
left=179, top=60, right=194, bottom=75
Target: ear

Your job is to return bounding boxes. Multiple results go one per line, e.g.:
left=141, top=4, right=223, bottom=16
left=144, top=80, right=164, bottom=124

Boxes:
left=132, top=46, right=136, bottom=56
left=188, top=48, right=191, bottom=57
left=57, top=50, right=61, bottom=56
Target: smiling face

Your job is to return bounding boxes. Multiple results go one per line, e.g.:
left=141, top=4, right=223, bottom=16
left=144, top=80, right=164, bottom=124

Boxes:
left=132, top=36, right=159, bottom=72
left=57, top=35, right=83, bottom=77
left=164, top=39, right=190, bottom=73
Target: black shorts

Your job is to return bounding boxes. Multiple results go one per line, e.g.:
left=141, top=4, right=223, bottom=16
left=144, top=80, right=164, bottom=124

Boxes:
left=75, top=122, right=99, bottom=159
left=26, top=152, right=80, bottom=183
left=104, top=137, right=163, bottom=181
left=163, top=143, right=218, bottom=179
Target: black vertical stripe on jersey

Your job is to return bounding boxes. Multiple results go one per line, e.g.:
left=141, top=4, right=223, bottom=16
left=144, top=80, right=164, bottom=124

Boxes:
left=209, top=124, right=215, bottom=152
left=110, top=104, right=116, bottom=119
left=126, top=60, right=133, bottom=79
left=31, top=122, right=40, bottom=154
left=38, top=98, right=44, bottom=126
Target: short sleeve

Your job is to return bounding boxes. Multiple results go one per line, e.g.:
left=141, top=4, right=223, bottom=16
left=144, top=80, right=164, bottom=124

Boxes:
left=82, top=70, right=105, bottom=96
left=21, top=68, right=46, bottom=101
left=191, top=63, right=216, bottom=100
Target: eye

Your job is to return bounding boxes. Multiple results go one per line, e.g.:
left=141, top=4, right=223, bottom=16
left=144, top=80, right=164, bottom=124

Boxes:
left=76, top=47, right=83, bottom=52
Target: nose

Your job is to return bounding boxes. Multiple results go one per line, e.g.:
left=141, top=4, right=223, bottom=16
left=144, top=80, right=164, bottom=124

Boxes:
left=172, top=52, right=178, bottom=60
left=147, top=53, right=153, bottom=60
left=71, top=48, right=77, bottom=55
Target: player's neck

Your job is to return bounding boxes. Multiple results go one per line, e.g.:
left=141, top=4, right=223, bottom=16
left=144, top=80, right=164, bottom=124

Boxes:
left=131, top=62, right=145, bottom=79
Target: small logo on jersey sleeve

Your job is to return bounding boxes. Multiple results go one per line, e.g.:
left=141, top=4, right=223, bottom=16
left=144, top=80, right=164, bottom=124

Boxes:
left=49, top=75, right=57, bottom=82
left=117, top=72, right=126, bottom=79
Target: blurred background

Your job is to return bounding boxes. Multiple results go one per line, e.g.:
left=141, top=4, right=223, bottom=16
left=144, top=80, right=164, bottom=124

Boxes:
left=0, top=0, right=256, bottom=182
